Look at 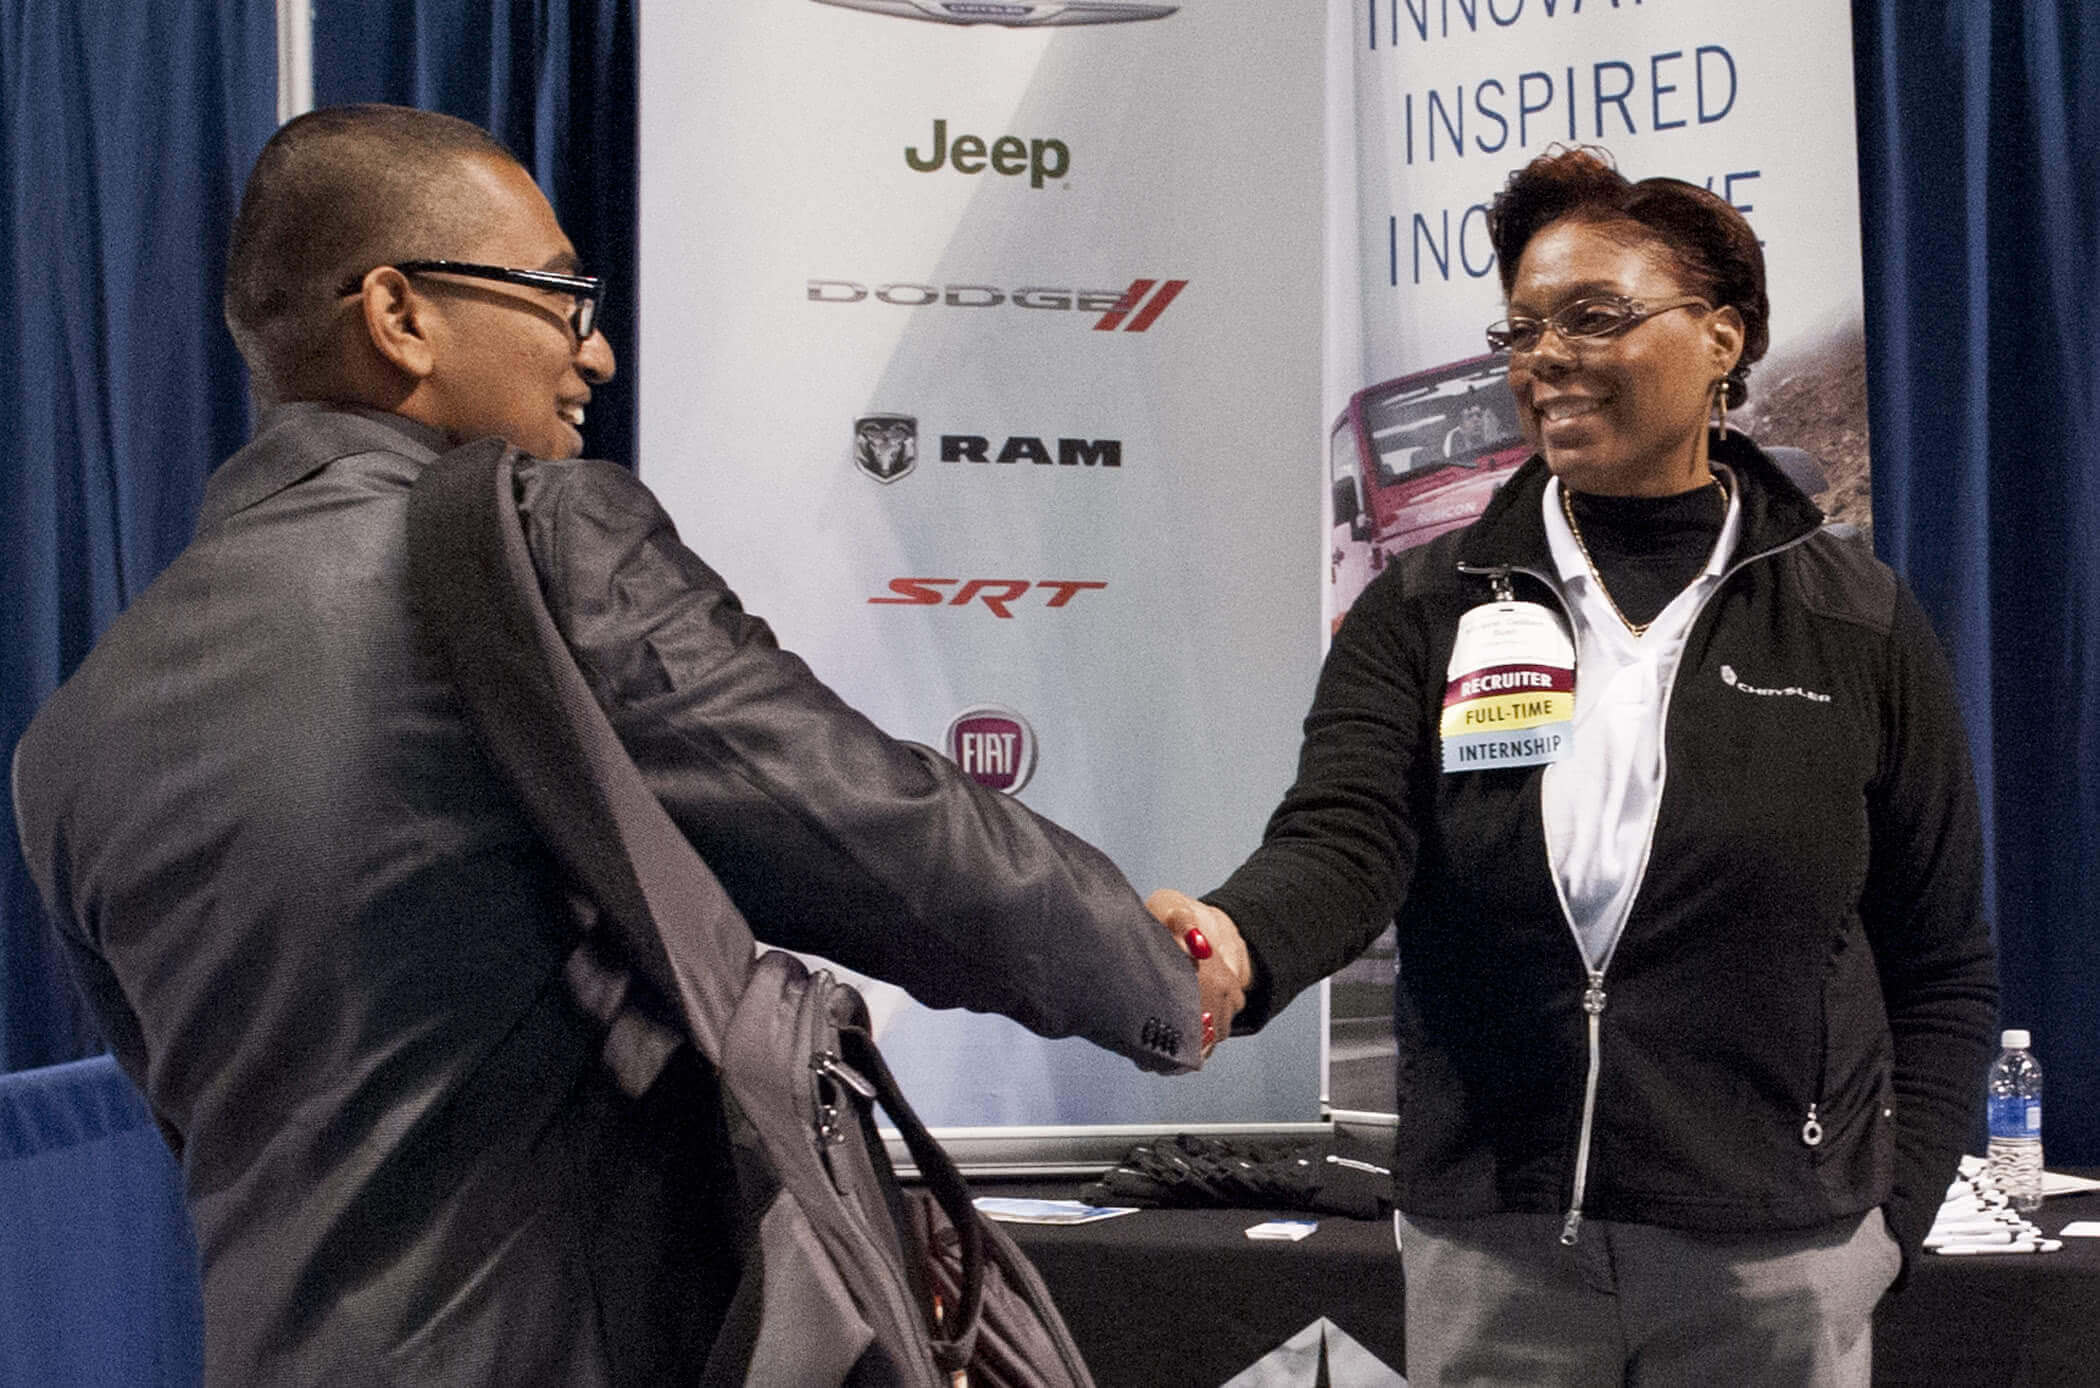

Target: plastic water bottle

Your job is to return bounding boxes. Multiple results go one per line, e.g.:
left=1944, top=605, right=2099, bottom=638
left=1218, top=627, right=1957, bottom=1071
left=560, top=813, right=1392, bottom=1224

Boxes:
left=1986, top=1029, right=2044, bottom=1212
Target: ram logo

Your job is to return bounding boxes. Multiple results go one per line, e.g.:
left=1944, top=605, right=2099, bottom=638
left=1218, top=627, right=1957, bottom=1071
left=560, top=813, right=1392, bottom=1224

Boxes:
left=853, top=413, right=918, bottom=484
left=813, top=0, right=1176, bottom=25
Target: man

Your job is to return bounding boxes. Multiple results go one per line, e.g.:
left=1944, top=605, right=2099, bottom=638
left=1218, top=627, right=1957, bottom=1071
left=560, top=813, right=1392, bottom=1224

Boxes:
left=12, top=105, right=1245, bottom=1384
left=1443, top=396, right=1500, bottom=460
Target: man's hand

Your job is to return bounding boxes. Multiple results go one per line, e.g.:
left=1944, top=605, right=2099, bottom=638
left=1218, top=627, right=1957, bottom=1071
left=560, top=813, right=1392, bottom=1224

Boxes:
left=1145, top=889, right=1252, bottom=1060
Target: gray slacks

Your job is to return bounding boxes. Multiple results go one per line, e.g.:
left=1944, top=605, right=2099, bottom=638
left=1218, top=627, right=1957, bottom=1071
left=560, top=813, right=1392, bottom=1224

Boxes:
left=1395, top=1206, right=1900, bottom=1386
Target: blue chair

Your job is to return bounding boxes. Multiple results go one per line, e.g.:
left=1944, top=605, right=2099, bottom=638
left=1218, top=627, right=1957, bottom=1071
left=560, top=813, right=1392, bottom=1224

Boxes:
left=0, top=1054, right=203, bottom=1386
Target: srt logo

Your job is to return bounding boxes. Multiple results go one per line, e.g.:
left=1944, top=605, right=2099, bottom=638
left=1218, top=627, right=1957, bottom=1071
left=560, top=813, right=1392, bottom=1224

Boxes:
left=870, top=578, right=1108, bottom=618
left=808, top=278, right=1187, bottom=331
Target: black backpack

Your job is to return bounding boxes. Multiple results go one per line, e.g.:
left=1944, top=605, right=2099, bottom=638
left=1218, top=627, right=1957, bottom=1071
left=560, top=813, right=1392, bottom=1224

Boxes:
left=407, top=439, right=1096, bottom=1387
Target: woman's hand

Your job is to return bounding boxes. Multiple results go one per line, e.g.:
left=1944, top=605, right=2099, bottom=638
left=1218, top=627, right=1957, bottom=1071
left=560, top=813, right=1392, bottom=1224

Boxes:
left=1145, top=889, right=1252, bottom=1060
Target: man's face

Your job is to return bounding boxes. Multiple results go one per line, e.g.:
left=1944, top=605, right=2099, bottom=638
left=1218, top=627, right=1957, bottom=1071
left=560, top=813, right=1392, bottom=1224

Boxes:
left=410, top=155, right=615, bottom=459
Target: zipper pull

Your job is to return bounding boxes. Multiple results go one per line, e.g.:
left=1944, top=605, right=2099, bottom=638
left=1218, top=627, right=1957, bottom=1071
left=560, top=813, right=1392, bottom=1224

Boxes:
left=1560, top=1208, right=1584, bottom=1246
left=1582, top=972, right=1607, bottom=1016
left=813, top=1050, right=877, bottom=1100
left=1491, top=568, right=1516, bottom=603
left=1801, top=1104, right=1824, bottom=1147
left=811, top=1049, right=877, bottom=1146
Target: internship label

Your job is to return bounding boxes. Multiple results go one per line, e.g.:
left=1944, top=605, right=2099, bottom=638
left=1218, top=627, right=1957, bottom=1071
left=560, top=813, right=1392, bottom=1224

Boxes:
left=1442, top=602, right=1575, bottom=772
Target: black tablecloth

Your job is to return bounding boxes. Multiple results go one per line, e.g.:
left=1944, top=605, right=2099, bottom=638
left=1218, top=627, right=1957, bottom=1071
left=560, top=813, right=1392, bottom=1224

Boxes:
left=988, top=1174, right=2100, bottom=1387
left=1874, top=1180, right=2100, bottom=1387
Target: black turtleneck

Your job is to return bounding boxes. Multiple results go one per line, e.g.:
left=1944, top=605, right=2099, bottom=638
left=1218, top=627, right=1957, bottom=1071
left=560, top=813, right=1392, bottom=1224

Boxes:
left=1563, top=479, right=1728, bottom=628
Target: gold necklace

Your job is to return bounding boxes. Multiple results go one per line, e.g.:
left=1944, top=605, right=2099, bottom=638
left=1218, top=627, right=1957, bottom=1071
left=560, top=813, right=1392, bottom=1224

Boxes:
left=1560, top=477, right=1727, bottom=638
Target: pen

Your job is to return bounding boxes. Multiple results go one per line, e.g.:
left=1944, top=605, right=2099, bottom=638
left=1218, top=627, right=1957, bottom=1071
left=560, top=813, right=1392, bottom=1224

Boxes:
left=1927, top=1219, right=2016, bottom=1236
left=1936, top=1242, right=2037, bottom=1255
left=1325, top=1154, right=1392, bottom=1176
left=1923, top=1226, right=2015, bottom=1243
left=1935, top=1239, right=2062, bottom=1255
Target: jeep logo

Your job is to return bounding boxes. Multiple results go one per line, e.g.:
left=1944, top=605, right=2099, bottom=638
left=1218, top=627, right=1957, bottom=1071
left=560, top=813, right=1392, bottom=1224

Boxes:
left=905, top=119, right=1070, bottom=189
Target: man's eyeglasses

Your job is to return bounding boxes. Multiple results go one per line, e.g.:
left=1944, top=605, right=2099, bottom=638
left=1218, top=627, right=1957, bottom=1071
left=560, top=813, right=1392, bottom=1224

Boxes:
left=338, top=260, right=606, bottom=342
left=1485, top=294, right=1709, bottom=356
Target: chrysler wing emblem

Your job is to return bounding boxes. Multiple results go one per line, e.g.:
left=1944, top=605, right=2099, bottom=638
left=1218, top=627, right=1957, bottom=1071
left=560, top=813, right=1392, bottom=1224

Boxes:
left=813, top=0, right=1177, bottom=26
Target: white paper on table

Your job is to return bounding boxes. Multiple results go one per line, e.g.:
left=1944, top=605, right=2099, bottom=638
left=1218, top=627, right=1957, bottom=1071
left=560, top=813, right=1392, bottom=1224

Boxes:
left=972, top=1198, right=1139, bottom=1226
left=1245, top=1220, right=1318, bottom=1241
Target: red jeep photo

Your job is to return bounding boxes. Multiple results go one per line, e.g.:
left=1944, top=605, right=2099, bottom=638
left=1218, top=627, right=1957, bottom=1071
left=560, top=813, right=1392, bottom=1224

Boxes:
left=1329, top=354, right=1528, bottom=624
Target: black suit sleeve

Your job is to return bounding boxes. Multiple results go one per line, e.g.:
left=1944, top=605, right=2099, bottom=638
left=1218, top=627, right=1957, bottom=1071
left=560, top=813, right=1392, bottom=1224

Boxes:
left=513, top=458, right=1203, bottom=1074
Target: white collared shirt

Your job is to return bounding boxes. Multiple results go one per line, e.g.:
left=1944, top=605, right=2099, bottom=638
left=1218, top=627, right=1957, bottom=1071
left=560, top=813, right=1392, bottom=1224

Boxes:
left=1539, top=471, right=1742, bottom=973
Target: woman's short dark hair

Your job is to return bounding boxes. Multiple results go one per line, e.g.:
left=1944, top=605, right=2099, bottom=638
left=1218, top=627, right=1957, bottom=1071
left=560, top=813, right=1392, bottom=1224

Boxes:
left=1486, top=146, right=1769, bottom=407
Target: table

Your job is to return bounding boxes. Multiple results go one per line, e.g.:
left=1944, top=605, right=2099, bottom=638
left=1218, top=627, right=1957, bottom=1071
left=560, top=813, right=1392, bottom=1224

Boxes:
left=7, top=1057, right=2095, bottom=1386
left=990, top=1176, right=2100, bottom=1387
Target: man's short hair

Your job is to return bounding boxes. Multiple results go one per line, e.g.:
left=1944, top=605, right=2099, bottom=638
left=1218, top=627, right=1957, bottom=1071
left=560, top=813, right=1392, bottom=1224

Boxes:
left=224, top=104, right=519, bottom=403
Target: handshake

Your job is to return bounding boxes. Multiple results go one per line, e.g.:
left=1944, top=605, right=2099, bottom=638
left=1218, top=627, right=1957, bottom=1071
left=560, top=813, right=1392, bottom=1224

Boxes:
left=1145, top=889, right=1253, bottom=1062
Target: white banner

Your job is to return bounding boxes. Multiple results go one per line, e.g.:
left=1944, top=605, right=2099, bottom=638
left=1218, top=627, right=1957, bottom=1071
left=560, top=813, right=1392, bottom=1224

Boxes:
left=639, top=1, right=1328, bottom=1126
left=1323, top=0, right=1874, bottom=1114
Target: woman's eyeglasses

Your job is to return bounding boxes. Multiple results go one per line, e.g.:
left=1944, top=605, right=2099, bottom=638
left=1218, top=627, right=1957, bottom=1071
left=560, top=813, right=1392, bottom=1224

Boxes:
left=1485, top=294, right=1708, bottom=355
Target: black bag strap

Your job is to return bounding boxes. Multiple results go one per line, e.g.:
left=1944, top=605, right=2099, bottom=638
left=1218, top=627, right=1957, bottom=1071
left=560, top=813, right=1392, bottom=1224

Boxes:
left=839, top=1024, right=986, bottom=1357
left=406, top=441, right=1012, bottom=1374
left=406, top=439, right=751, bottom=1059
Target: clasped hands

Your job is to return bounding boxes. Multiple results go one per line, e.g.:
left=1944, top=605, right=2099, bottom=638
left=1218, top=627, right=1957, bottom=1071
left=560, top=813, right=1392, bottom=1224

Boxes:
left=1145, top=889, right=1252, bottom=1062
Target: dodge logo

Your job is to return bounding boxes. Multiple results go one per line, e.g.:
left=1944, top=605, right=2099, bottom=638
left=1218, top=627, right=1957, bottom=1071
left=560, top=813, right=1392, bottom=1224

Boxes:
left=808, top=278, right=1187, bottom=332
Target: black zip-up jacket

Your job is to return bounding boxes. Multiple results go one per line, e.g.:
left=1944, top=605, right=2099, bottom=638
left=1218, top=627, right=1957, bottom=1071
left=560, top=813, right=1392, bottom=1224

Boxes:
left=1211, top=436, right=1997, bottom=1273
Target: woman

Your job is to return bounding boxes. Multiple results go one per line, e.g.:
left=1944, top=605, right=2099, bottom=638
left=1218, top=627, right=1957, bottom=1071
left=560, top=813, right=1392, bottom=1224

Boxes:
left=1154, top=147, right=1998, bottom=1384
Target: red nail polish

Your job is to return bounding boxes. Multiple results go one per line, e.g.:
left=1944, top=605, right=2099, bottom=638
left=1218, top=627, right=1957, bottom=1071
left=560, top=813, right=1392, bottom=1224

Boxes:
left=1186, top=927, right=1213, bottom=961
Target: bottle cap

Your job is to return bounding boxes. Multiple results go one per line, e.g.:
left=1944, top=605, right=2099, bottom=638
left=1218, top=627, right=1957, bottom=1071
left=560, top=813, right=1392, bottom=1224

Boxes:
left=2002, top=1029, right=2030, bottom=1050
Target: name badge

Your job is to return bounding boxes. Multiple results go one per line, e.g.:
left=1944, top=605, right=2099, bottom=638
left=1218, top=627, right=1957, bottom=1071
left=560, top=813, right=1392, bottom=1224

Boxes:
left=1441, top=601, right=1575, bottom=772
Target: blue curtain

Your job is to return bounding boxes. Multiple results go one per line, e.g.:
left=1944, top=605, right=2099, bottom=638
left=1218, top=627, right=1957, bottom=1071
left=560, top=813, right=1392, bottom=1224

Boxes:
left=0, top=1, right=634, bottom=1075
left=1854, top=2, right=2100, bottom=1162
left=312, top=0, right=639, bottom=471
left=0, top=1056, right=201, bottom=1386
left=1, top=1, right=278, bottom=1072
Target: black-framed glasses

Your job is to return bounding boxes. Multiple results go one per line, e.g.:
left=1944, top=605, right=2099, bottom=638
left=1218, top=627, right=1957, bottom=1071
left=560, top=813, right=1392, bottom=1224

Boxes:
left=1485, top=294, right=1709, bottom=355
left=337, top=259, right=606, bottom=341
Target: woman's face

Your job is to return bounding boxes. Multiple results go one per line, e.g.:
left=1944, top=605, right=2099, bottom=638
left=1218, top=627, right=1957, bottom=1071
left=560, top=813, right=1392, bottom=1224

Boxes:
left=1504, top=217, right=1743, bottom=496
